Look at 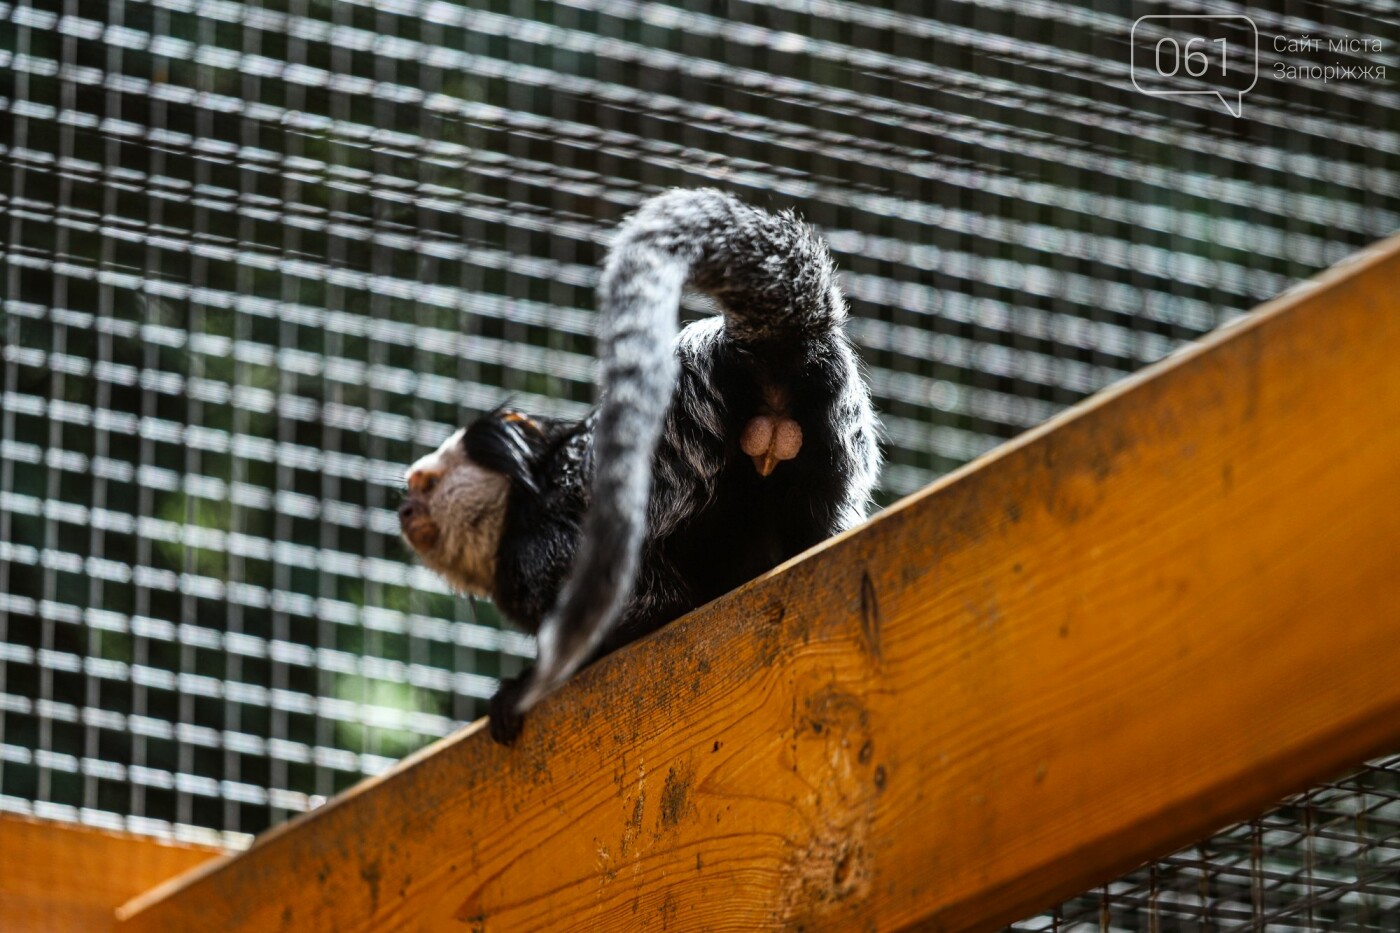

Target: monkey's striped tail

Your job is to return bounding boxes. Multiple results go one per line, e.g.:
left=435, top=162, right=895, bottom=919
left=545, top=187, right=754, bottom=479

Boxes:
left=517, top=187, right=841, bottom=713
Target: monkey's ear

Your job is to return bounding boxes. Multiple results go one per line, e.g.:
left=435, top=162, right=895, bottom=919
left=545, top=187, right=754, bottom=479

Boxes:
left=501, top=411, right=542, bottom=434
left=463, top=415, right=540, bottom=493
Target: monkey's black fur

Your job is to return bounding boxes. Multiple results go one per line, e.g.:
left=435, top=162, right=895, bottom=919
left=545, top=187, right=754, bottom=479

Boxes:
left=480, top=350, right=868, bottom=742
left=406, top=189, right=881, bottom=745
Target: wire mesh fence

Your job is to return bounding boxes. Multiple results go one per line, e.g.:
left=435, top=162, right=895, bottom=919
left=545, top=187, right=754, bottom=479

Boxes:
left=1, top=0, right=1396, bottom=924
left=1011, top=756, right=1400, bottom=933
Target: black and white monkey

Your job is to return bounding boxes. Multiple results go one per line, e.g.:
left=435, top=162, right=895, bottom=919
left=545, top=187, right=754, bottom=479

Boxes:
left=398, top=189, right=881, bottom=745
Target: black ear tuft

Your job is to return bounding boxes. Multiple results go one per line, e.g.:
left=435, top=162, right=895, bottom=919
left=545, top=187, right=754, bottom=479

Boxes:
left=463, top=411, right=541, bottom=494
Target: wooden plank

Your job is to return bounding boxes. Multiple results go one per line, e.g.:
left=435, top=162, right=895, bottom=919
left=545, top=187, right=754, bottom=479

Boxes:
left=0, top=814, right=223, bottom=933
left=119, top=235, right=1400, bottom=933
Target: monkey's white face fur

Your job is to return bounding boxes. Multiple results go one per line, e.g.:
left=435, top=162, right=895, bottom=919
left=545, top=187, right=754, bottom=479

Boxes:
left=399, top=428, right=510, bottom=597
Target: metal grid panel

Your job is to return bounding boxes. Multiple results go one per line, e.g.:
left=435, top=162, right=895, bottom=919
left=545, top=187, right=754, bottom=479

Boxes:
left=0, top=0, right=1396, bottom=921
left=1011, top=756, right=1400, bottom=932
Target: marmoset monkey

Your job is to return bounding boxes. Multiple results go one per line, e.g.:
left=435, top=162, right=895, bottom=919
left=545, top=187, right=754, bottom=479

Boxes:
left=400, top=189, right=881, bottom=744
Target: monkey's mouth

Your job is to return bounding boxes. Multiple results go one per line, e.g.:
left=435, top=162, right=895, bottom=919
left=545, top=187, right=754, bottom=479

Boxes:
left=398, top=498, right=441, bottom=552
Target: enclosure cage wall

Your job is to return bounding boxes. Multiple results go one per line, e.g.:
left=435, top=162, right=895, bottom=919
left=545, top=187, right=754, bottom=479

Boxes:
left=1, top=0, right=1398, bottom=928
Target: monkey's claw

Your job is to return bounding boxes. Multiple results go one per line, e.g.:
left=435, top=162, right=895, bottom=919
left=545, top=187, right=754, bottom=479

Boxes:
left=488, top=674, right=528, bottom=746
left=741, top=414, right=803, bottom=477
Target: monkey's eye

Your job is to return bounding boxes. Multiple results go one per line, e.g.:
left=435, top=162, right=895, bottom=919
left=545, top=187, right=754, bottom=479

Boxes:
left=422, top=475, right=439, bottom=494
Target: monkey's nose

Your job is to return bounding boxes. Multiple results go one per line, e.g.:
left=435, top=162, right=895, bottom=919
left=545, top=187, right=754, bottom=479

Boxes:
left=406, top=467, right=442, bottom=496
left=398, top=499, right=440, bottom=550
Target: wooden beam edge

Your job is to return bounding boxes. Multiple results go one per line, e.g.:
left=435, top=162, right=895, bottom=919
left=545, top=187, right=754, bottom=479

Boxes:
left=0, top=814, right=224, bottom=933
left=926, top=691, right=1400, bottom=933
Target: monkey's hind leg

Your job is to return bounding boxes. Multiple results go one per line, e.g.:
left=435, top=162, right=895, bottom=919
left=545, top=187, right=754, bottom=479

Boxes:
left=488, top=671, right=531, bottom=745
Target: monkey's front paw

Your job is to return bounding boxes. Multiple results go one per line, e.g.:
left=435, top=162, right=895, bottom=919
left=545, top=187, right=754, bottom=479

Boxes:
left=488, top=674, right=528, bottom=746
left=741, top=415, right=803, bottom=477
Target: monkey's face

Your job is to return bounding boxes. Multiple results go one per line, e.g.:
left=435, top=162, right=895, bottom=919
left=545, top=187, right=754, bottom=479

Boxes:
left=399, top=428, right=510, bottom=597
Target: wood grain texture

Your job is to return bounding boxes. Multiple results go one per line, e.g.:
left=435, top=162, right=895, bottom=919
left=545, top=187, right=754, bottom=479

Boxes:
left=0, top=814, right=223, bottom=932
left=119, top=236, right=1400, bottom=933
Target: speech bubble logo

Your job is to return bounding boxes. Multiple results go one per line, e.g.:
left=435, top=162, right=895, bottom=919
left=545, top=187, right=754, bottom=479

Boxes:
left=1131, top=15, right=1258, bottom=117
